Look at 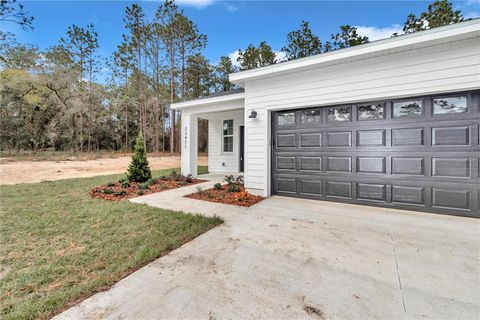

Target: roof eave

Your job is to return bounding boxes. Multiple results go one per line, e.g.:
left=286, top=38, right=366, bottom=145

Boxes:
left=171, top=92, right=245, bottom=110
left=229, top=19, right=480, bottom=86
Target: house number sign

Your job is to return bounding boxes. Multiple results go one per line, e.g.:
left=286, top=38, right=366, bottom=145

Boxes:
left=184, top=126, right=188, bottom=149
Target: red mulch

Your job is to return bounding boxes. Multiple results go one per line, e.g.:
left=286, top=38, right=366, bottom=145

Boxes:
left=184, top=185, right=265, bottom=207
left=90, top=178, right=205, bottom=201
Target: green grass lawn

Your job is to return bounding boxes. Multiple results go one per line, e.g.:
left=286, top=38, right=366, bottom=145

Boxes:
left=0, top=166, right=221, bottom=320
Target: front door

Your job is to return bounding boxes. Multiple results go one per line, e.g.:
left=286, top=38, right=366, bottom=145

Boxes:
left=239, top=125, right=245, bottom=172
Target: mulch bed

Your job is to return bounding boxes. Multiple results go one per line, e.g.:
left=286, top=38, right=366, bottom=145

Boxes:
left=185, top=185, right=265, bottom=207
left=90, top=177, right=205, bottom=201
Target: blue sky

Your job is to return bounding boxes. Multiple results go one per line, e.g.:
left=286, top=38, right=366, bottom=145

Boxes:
left=7, top=0, right=479, bottom=78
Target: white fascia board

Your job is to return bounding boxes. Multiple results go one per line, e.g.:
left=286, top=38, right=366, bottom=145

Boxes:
left=171, top=92, right=245, bottom=110
left=229, top=19, right=480, bottom=86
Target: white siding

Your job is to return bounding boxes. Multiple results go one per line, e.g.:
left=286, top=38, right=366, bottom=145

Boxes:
left=244, top=37, right=480, bottom=196
left=203, top=109, right=244, bottom=174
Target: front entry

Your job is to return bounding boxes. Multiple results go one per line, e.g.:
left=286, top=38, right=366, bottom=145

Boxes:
left=239, top=125, right=244, bottom=172
left=271, top=91, right=480, bottom=217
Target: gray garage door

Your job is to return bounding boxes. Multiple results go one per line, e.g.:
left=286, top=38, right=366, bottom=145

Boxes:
left=272, top=91, right=480, bottom=218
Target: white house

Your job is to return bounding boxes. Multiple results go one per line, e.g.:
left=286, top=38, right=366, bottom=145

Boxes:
left=172, top=19, right=480, bottom=218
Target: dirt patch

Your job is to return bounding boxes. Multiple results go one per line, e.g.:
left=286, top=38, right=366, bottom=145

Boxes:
left=90, top=177, right=205, bottom=201
left=0, top=155, right=207, bottom=185
left=185, top=185, right=265, bottom=207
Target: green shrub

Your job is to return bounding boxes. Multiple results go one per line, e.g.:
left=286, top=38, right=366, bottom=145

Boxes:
left=214, top=183, right=222, bottom=190
left=115, top=190, right=127, bottom=196
left=160, top=184, right=169, bottom=190
left=138, top=182, right=149, bottom=190
left=185, top=174, right=194, bottom=183
left=126, top=133, right=152, bottom=182
left=205, top=191, right=214, bottom=199
left=119, top=178, right=130, bottom=188
left=224, top=175, right=244, bottom=186
left=102, top=188, right=114, bottom=194
left=147, top=178, right=157, bottom=186
left=178, top=181, right=188, bottom=186
left=169, top=169, right=180, bottom=181
left=107, top=182, right=115, bottom=187
left=136, top=190, right=144, bottom=196
left=228, top=184, right=241, bottom=193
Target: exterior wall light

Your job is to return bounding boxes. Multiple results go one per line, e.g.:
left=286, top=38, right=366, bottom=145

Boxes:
left=249, top=109, right=258, bottom=119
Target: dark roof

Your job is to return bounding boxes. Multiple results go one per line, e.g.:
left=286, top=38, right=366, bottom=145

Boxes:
left=187, top=87, right=244, bottom=102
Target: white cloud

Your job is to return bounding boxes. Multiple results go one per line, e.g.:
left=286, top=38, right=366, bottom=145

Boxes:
left=228, top=49, right=241, bottom=67
left=354, top=24, right=403, bottom=41
left=224, top=2, right=239, bottom=12
left=176, top=0, right=214, bottom=9
left=275, top=51, right=286, bottom=63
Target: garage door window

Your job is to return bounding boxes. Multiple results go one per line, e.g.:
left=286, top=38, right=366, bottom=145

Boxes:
left=300, top=109, right=321, bottom=124
left=358, top=103, right=385, bottom=120
left=433, top=96, right=467, bottom=114
left=393, top=100, right=423, bottom=118
left=278, top=112, right=295, bottom=126
left=328, top=106, right=351, bottom=122
left=223, top=120, right=233, bottom=152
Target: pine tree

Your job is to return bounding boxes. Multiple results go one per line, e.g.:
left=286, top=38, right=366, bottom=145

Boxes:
left=402, top=0, right=463, bottom=34
left=282, top=20, right=322, bottom=61
left=126, top=132, right=152, bottom=182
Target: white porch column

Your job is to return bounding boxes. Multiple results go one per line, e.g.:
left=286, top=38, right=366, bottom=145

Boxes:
left=180, top=111, right=198, bottom=176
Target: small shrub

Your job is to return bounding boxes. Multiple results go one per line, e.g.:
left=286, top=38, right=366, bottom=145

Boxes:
left=126, top=133, right=152, bottom=182
left=185, top=174, right=194, bottom=183
left=115, top=190, right=127, bottom=196
left=205, top=191, right=214, bottom=199
left=147, top=178, right=157, bottom=186
left=224, top=175, right=244, bottom=186
left=136, top=190, right=144, bottom=196
left=169, top=169, right=180, bottom=181
left=138, top=182, right=149, bottom=190
left=228, top=184, right=241, bottom=193
left=195, top=186, right=203, bottom=193
left=178, top=180, right=188, bottom=186
left=107, top=182, right=115, bottom=187
left=102, top=188, right=114, bottom=194
left=120, top=178, right=130, bottom=188
left=160, top=184, right=169, bottom=190
left=214, top=183, right=222, bottom=190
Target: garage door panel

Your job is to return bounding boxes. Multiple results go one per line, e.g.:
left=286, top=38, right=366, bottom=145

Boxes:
left=327, top=157, right=352, bottom=172
left=356, top=157, right=386, bottom=174
left=432, top=188, right=470, bottom=210
left=326, top=181, right=352, bottom=199
left=432, top=126, right=470, bottom=146
left=299, top=179, right=323, bottom=196
left=272, top=90, right=480, bottom=217
left=300, top=133, right=322, bottom=147
left=357, top=183, right=386, bottom=202
left=392, top=157, right=425, bottom=175
left=432, top=158, right=470, bottom=178
left=392, top=128, right=424, bottom=146
left=299, top=157, right=322, bottom=171
left=327, top=131, right=352, bottom=147
left=275, top=177, right=297, bottom=193
left=276, top=134, right=296, bottom=148
left=392, top=185, right=425, bottom=205
left=356, top=129, right=386, bottom=146
left=276, top=156, right=296, bottom=171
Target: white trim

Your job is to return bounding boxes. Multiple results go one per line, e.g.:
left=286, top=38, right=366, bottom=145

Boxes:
left=171, top=92, right=245, bottom=110
left=229, top=19, right=480, bottom=86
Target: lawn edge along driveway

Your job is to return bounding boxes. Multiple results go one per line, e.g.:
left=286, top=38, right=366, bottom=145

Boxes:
left=0, top=167, right=222, bottom=320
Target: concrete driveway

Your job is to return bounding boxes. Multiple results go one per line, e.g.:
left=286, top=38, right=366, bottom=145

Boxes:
left=56, top=180, right=479, bottom=319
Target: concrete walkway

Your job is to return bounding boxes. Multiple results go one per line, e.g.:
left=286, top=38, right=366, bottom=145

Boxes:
left=56, top=177, right=480, bottom=320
